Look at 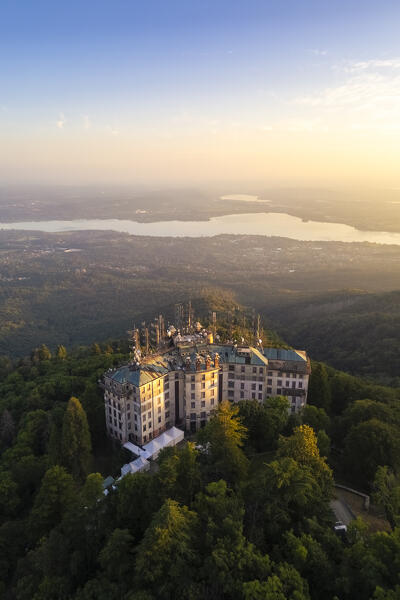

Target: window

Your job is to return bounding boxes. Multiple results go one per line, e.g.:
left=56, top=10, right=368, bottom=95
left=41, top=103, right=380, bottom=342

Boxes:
left=201, top=400, right=205, bottom=407
left=127, top=412, right=131, bottom=419
left=251, top=393, right=255, bottom=399
left=148, top=422, right=152, bottom=429
left=228, top=373, right=234, bottom=380
left=211, top=389, right=214, bottom=396
left=201, top=383, right=205, bottom=389
left=165, top=411, right=170, bottom=418
left=143, top=424, right=147, bottom=431
left=128, top=423, right=131, bottom=429
left=143, top=435, right=147, bottom=442
left=165, top=400, right=170, bottom=408
left=148, top=411, right=151, bottom=419
left=253, top=367, right=257, bottom=373
left=251, top=383, right=256, bottom=390
left=191, top=402, right=195, bottom=408
left=134, top=425, right=138, bottom=431
left=267, top=378, right=272, bottom=385
left=191, top=375, right=195, bottom=382
left=190, top=413, right=197, bottom=420
left=191, top=384, right=195, bottom=390
left=158, top=406, right=161, bottom=413
left=241, top=366, right=245, bottom=372
left=299, top=382, right=303, bottom=389
left=259, top=367, right=263, bottom=374
left=268, top=371, right=273, bottom=376
left=240, top=391, right=244, bottom=398
left=228, top=381, right=234, bottom=388
left=258, top=384, right=262, bottom=390
left=191, top=393, right=195, bottom=399
left=228, top=390, right=234, bottom=398
left=158, top=416, right=162, bottom=423
left=258, top=393, right=262, bottom=400
left=201, top=411, right=206, bottom=418
left=211, top=398, right=215, bottom=405
left=201, top=392, right=205, bottom=398
left=143, top=413, right=146, bottom=421
left=229, top=365, right=234, bottom=371
left=286, top=381, right=290, bottom=387
left=202, top=374, right=205, bottom=380
left=240, top=383, right=244, bottom=390
left=277, top=380, right=282, bottom=386
left=277, top=388, right=281, bottom=394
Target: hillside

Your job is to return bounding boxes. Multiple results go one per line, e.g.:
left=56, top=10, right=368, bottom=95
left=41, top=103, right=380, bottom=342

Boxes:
left=265, top=290, right=400, bottom=384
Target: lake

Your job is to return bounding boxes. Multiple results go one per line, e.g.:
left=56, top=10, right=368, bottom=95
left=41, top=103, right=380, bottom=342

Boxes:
left=2, top=212, right=400, bottom=245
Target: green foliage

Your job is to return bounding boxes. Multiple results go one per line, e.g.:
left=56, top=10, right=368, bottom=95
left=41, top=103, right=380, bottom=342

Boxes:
left=372, top=467, right=400, bottom=530
left=344, top=419, right=400, bottom=489
left=238, top=396, right=289, bottom=452
left=61, top=397, right=92, bottom=481
left=30, top=466, right=76, bottom=540
left=197, top=400, right=249, bottom=486
left=134, top=499, right=198, bottom=600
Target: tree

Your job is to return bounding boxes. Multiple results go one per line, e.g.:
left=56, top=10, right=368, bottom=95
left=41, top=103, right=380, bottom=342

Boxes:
left=134, top=499, right=198, bottom=600
left=61, top=397, right=92, bottom=481
left=307, top=363, right=331, bottom=412
left=56, top=345, right=68, bottom=360
left=301, top=405, right=330, bottom=434
left=317, top=430, right=331, bottom=458
left=197, top=400, right=249, bottom=485
left=344, top=419, right=400, bottom=489
left=99, top=528, right=135, bottom=592
left=239, top=397, right=289, bottom=452
left=32, top=344, right=52, bottom=363
left=0, top=472, right=19, bottom=521
left=0, top=408, right=15, bottom=448
left=278, top=425, right=333, bottom=496
left=30, top=466, right=76, bottom=540
left=372, top=466, right=400, bottom=530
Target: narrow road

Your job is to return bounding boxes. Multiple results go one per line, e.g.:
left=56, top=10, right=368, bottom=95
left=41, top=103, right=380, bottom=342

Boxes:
left=330, top=499, right=354, bottom=526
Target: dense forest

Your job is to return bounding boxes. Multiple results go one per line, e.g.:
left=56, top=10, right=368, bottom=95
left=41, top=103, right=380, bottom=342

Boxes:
left=267, top=290, right=400, bottom=385
left=1, top=339, right=400, bottom=598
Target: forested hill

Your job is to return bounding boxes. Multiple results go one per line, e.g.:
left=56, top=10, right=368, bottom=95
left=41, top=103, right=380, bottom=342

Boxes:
left=265, top=289, right=400, bottom=385
left=2, top=340, right=400, bottom=598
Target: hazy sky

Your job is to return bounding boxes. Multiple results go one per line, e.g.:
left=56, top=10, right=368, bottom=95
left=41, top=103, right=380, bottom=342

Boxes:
left=1, top=0, right=400, bottom=187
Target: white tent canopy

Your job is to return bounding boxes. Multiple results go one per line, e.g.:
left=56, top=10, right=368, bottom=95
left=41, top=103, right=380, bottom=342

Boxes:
left=121, top=427, right=185, bottom=475
left=120, top=455, right=150, bottom=477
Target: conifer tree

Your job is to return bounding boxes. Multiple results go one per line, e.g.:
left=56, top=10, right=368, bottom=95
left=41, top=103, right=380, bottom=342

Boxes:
left=61, top=397, right=92, bottom=481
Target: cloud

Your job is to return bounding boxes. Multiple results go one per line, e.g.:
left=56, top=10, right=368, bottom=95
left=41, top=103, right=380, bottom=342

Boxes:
left=57, top=113, right=66, bottom=129
left=341, top=58, right=400, bottom=73
left=308, top=48, right=328, bottom=56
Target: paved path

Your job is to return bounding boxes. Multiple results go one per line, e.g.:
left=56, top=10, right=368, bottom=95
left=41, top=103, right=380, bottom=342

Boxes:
left=330, top=499, right=354, bottom=526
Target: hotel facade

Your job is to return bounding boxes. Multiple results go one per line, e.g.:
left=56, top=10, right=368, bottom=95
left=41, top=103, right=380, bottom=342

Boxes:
left=103, top=331, right=310, bottom=445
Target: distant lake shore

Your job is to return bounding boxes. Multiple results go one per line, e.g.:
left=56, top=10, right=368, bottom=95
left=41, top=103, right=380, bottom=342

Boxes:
left=2, top=212, right=400, bottom=245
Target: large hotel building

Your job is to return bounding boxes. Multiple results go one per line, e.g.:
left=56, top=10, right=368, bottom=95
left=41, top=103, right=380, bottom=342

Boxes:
left=103, top=323, right=311, bottom=445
